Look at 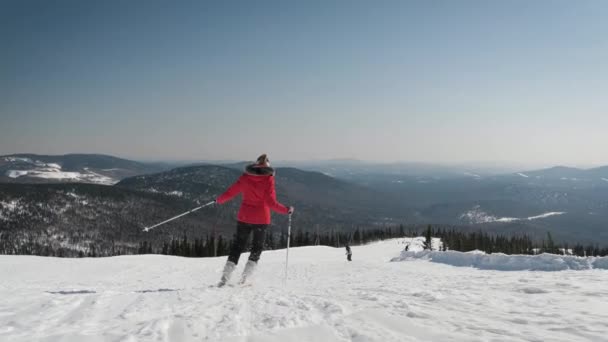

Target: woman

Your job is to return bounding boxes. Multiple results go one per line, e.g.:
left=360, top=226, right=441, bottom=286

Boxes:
left=216, top=154, right=294, bottom=286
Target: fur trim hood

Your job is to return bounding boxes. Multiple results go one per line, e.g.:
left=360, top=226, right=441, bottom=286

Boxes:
left=245, top=163, right=275, bottom=176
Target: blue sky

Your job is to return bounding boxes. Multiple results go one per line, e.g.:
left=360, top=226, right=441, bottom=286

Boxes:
left=1, top=0, right=607, bottom=166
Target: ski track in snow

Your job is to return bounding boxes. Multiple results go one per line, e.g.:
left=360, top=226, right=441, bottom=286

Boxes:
left=2, top=240, right=608, bottom=341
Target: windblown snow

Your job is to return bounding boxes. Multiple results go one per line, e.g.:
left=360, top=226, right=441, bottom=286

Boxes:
left=5, top=159, right=116, bottom=185
left=1, top=239, right=608, bottom=342
left=460, top=206, right=565, bottom=224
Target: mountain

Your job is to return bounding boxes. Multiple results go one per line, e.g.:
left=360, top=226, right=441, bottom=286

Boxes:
left=0, top=182, right=230, bottom=256
left=516, top=165, right=608, bottom=183
left=3, top=155, right=608, bottom=252
left=279, top=160, right=510, bottom=181
left=117, top=164, right=409, bottom=228
left=0, top=163, right=411, bottom=256
left=0, top=154, right=171, bottom=185
left=523, top=166, right=586, bottom=179
left=339, top=167, right=608, bottom=243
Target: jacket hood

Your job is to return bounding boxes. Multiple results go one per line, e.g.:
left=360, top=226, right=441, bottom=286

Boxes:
left=245, top=163, right=275, bottom=177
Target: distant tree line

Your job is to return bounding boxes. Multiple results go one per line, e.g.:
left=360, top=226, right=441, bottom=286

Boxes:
left=423, top=225, right=608, bottom=257
left=2, top=224, right=608, bottom=258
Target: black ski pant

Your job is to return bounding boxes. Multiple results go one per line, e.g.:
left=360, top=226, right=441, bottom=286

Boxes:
left=227, top=221, right=267, bottom=265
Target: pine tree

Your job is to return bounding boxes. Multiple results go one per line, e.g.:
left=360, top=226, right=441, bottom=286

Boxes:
left=424, top=225, right=432, bottom=250
left=546, top=232, right=555, bottom=254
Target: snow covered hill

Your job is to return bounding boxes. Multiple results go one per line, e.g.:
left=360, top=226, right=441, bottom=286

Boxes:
left=2, top=239, right=608, bottom=341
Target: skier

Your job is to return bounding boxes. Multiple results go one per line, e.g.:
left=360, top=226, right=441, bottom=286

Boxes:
left=345, top=245, right=352, bottom=261
left=215, top=154, right=294, bottom=286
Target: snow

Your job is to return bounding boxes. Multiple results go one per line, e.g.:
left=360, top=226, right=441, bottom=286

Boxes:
left=3, top=157, right=33, bottom=163
left=6, top=170, right=29, bottom=178
left=2, top=239, right=608, bottom=341
left=28, top=170, right=83, bottom=180
left=602, top=178, right=608, bottom=183
left=148, top=188, right=184, bottom=197
left=393, top=249, right=608, bottom=271
left=463, top=172, right=481, bottom=178
left=526, top=212, right=565, bottom=220
left=460, top=206, right=565, bottom=224
left=66, top=192, right=89, bottom=206
left=400, top=236, right=443, bottom=252
left=517, top=173, right=529, bottom=178
left=0, top=199, right=22, bottom=221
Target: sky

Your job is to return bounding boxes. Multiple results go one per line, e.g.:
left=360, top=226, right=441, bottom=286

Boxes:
left=1, top=0, right=607, bottom=167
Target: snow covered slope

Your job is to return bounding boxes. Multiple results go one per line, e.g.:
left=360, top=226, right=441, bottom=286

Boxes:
left=1, top=240, right=608, bottom=341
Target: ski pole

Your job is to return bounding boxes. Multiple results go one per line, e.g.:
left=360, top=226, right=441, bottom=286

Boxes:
left=142, top=200, right=216, bottom=232
left=284, top=213, right=292, bottom=285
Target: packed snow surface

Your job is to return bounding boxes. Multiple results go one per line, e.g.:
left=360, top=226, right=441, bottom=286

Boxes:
left=1, top=239, right=608, bottom=341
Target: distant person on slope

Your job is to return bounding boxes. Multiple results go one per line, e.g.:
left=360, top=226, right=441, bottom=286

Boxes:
left=345, top=245, right=352, bottom=261
left=215, top=154, right=294, bottom=286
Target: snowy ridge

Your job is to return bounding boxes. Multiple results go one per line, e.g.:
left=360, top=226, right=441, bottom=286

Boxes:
left=1, top=239, right=608, bottom=341
left=517, top=172, right=529, bottom=178
left=392, top=250, right=608, bottom=271
left=460, top=205, right=565, bottom=224
left=5, top=160, right=117, bottom=185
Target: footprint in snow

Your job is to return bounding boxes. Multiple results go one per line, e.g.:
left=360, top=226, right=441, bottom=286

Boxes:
left=519, top=287, right=549, bottom=294
left=46, top=290, right=96, bottom=295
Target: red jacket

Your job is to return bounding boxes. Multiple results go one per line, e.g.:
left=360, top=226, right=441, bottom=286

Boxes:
left=217, top=164, right=290, bottom=225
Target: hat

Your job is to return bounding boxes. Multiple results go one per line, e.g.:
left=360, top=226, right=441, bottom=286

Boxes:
left=256, top=154, right=270, bottom=166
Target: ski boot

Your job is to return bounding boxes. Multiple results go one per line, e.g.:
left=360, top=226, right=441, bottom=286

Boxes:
left=218, top=261, right=236, bottom=287
left=239, top=260, right=257, bottom=285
